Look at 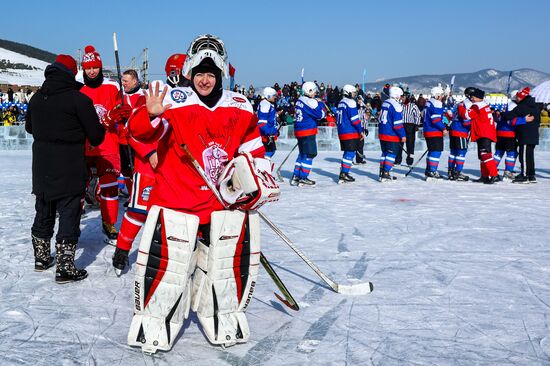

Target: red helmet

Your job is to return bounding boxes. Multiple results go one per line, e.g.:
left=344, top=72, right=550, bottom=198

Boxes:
left=165, top=54, right=187, bottom=85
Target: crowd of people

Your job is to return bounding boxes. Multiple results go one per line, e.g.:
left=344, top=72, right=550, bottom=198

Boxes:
left=22, top=32, right=547, bottom=355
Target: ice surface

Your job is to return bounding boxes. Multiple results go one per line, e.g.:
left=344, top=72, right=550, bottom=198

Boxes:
left=1, top=150, right=550, bottom=365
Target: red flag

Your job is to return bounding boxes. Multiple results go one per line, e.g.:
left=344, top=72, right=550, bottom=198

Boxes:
left=229, top=63, right=236, bottom=77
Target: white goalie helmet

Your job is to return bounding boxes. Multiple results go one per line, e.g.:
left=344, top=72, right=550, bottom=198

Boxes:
left=263, top=87, right=277, bottom=100
left=342, top=84, right=356, bottom=98
left=302, top=81, right=318, bottom=97
left=389, top=86, right=403, bottom=100
left=182, top=34, right=229, bottom=77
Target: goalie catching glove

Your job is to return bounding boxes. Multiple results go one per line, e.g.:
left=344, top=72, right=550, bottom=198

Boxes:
left=218, top=153, right=280, bottom=210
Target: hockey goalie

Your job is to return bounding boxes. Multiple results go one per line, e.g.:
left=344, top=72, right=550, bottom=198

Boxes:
left=126, top=34, right=280, bottom=353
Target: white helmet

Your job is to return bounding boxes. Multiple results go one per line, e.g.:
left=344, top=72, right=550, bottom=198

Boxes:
left=302, top=81, right=318, bottom=97
left=182, top=34, right=229, bottom=77
left=263, top=87, right=277, bottom=100
left=389, top=86, right=403, bottom=100
left=342, top=84, right=356, bottom=98
left=431, top=86, right=444, bottom=97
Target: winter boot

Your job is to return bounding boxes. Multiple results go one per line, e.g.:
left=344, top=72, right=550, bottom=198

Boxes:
left=102, top=221, right=118, bottom=245
left=298, top=177, right=316, bottom=187
left=338, top=172, right=355, bottom=184
left=528, top=175, right=537, bottom=183
left=55, top=240, right=87, bottom=283
left=484, top=176, right=499, bottom=185
left=289, top=175, right=300, bottom=186
left=32, top=235, right=55, bottom=272
left=112, top=247, right=129, bottom=276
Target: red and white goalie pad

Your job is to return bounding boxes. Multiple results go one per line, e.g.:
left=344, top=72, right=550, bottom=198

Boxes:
left=191, top=210, right=260, bottom=347
left=218, top=153, right=280, bottom=211
left=127, top=205, right=200, bottom=354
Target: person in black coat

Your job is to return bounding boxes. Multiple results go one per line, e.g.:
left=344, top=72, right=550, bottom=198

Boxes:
left=501, top=87, right=540, bottom=183
left=26, top=55, right=105, bottom=283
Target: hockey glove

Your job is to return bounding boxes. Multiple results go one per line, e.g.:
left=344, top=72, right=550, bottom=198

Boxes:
left=218, top=153, right=280, bottom=211
left=103, top=104, right=132, bottom=127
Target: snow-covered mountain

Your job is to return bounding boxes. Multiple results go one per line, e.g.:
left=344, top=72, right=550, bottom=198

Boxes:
left=0, top=39, right=55, bottom=86
left=364, top=68, right=550, bottom=95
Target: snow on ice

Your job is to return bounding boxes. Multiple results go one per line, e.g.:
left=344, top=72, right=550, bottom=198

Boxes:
left=1, top=150, right=550, bottom=365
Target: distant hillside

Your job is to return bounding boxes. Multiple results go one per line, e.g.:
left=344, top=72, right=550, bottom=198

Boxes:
left=364, top=68, right=550, bottom=95
left=0, top=39, right=56, bottom=64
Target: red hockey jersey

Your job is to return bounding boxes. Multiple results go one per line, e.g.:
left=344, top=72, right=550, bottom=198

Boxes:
left=119, top=89, right=146, bottom=145
left=469, top=101, right=496, bottom=142
left=128, top=88, right=264, bottom=224
left=81, top=79, right=122, bottom=156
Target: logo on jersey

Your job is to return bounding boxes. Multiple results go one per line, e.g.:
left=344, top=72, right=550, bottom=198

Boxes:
left=232, top=97, right=246, bottom=103
left=171, top=89, right=187, bottom=103
left=141, top=186, right=152, bottom=201
left=202, top=143, right=229, bottom=185
left=94, top=104, right=108, bottom=120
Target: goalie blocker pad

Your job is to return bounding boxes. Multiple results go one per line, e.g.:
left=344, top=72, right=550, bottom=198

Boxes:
left=127, top=205, right=199, bottom=354
left=192, top=210, right=260, bottom=347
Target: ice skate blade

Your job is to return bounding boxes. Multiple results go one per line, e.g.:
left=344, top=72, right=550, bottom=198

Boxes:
left=103, top=237, right=117, bottom=246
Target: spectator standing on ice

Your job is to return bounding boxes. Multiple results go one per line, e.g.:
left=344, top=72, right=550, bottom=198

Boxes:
left=26, top=55, right=104, bottom=282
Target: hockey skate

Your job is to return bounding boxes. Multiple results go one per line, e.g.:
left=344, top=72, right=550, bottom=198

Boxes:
left=447, top=169, right=456, bottom=181
left=425, top=171, right=443, bottom=181
left=484, top=176, right=499, bottom=185
left=102, top=221, right=118, bottom=246
left=298, top=178, right=316, bottom=187
left=338, top=172, right=355, bottom=184
left=32, top=235, right=55, bottom=271
left=55, top=240, right=87, bottom=283
left=112, top=248, right=129, bottom=276
left=289, top=175, right=300, bottom=186
left=512, top=174, right=529, bottom=184
left=379, top=170, right=396, bottom=182
left=502, top=171, right=515, bottom=181
left=454, top=171, right=470, bottom=181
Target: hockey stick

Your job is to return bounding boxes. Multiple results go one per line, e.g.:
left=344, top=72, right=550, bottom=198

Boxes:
left=505, top=71, right=513, bottom=96
left=257, top=211, right=373, bottom=295
left=113, top=32, right=134, bottom=173
left=404, top=148, right=428, bottom=177
left=180, top=144, right=299, bottom=310
left=275, top=142, right=298, bottom=182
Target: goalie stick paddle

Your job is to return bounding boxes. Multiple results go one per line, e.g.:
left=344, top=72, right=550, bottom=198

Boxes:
left=180, top=144, right=300, bottom=310
left=275, top=142, right=298, bottom=182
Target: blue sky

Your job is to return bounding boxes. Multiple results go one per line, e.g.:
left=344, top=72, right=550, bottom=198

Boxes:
left=4, top=0, right=550, bottom=87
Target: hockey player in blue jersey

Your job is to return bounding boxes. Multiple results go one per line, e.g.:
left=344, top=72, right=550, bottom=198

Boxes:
left=291, top=81, right=327, bottom=187
left=257, top=87, right=279, bottom=161
left=423, top=86, right=448, bottom=180
left=447, top=87, right=475, bottom=181
left=336, top=85, right=363, bottom=183
left=378, top=86, right=406, bottom=182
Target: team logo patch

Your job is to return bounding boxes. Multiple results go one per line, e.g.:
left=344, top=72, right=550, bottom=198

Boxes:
left=232, top=96, right=246, bottom=103
left=171, top=89, right=188, bottom=103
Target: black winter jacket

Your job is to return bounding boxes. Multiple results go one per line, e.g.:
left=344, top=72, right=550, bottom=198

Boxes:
left=26, top=64, right=104, bottom=201
left=501, top=95, right=541, bottom=145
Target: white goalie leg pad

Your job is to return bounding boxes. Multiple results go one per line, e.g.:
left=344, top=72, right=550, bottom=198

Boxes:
left=191, top=210, right=261, bottom=347
left=127, top=205, right=199, bottom=353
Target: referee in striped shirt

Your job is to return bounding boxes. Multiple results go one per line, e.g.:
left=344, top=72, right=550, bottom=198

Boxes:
left=397, top=92, right=422, bottom=166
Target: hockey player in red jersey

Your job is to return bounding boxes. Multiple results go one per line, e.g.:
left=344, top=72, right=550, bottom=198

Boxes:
left=126, top=34, right=280, bottom=353
left=112, top=69, right=149, bottom=274
left=80, top=45, right=132, bottom=243
left=467, top=87, right=498, bottom=184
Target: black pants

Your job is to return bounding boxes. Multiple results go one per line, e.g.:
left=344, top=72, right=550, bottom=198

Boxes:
left=355, top=137, right=365, bottom=163
left=404, top=124, right=417, bottom=156
left=31, top=194, right=82, bottom=243
left=518, top=144, right=536, bottom=177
